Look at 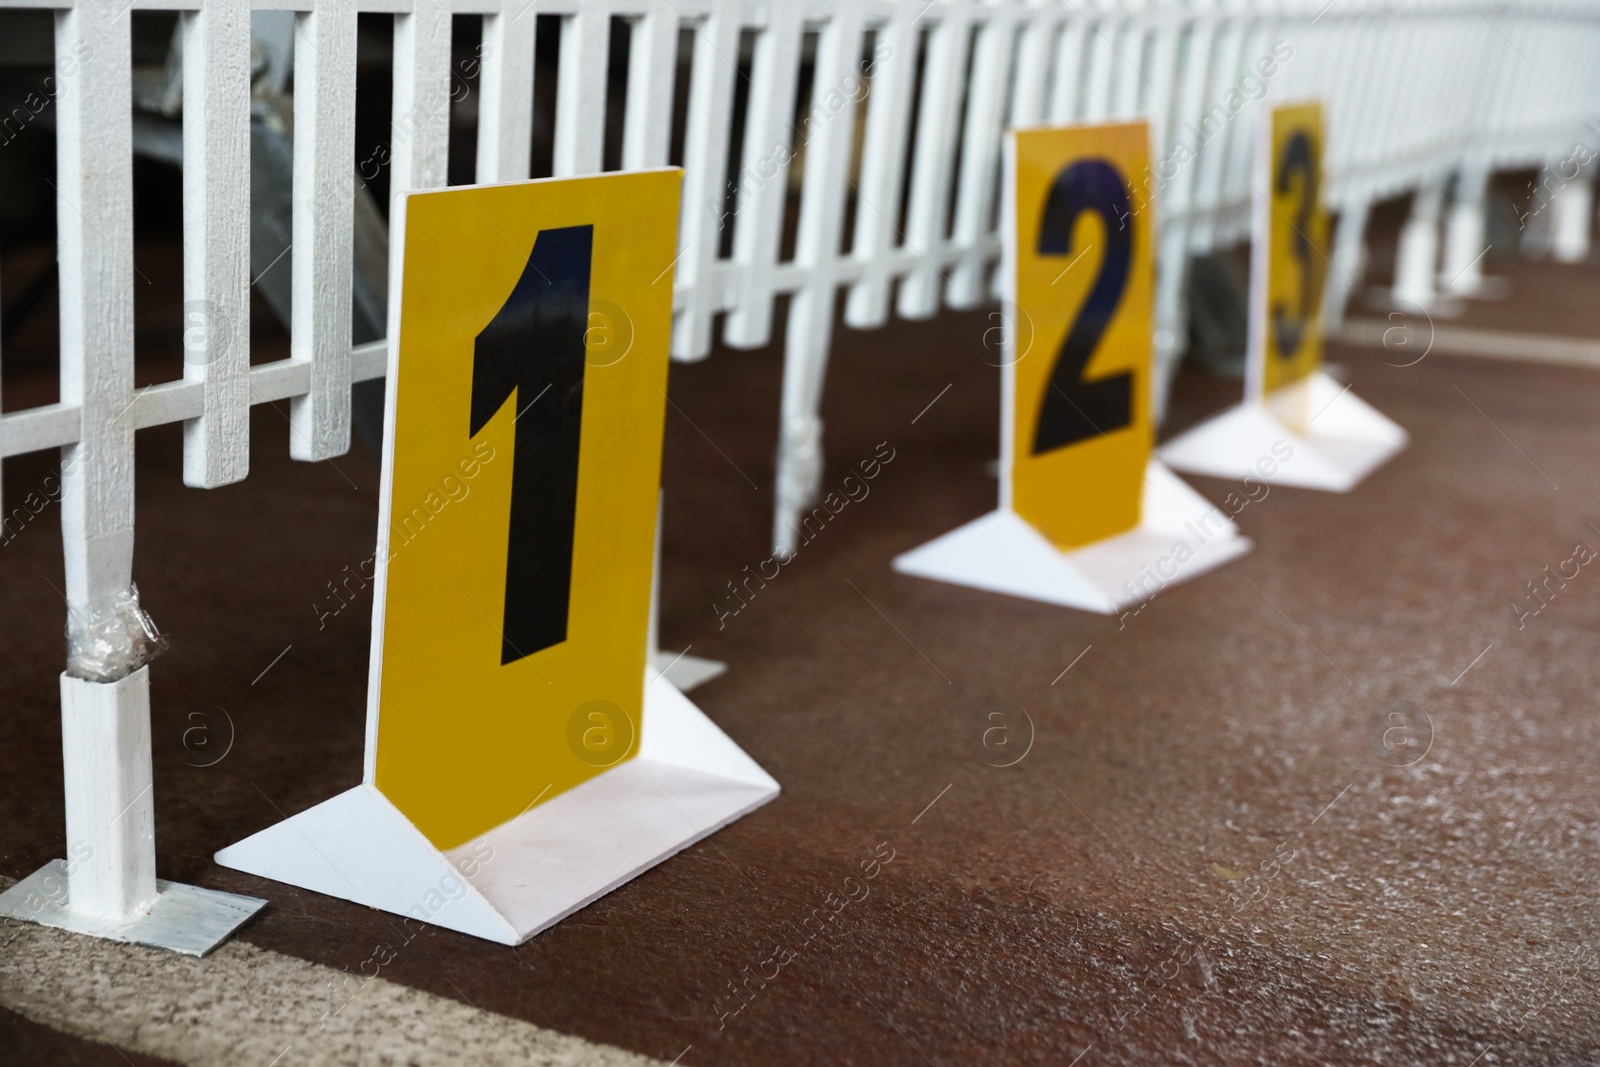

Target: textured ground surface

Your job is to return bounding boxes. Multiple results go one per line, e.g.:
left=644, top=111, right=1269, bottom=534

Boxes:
left=4, top=247, right=1600, bottom=1066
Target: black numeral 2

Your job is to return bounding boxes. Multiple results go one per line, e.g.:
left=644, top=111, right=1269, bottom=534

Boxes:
left=1032, top=159, right=1136, bottom=456
left=470, top=224, right=593, bottom=664
left=1272, top=131, right=1320, bottom=360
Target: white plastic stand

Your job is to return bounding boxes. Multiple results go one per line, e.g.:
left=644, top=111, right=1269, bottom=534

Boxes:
left=214, top=667, right=776, bottom=944
left=649, top=649, right=728, bottom=691
left=1158, top=370, right=1407, bottom=492
left=648, top=494, right=726, bottom=692
left=892, top=460, right=1253, bottom=614
left=0, top=668, right=266, bottom=956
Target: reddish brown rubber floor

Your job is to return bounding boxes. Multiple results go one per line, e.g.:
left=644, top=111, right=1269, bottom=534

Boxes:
left=3, top=254, right=1600, bottom=1066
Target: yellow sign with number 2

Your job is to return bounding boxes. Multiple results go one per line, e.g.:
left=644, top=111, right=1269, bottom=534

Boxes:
left=1006, top=121, right=1154, bottom=551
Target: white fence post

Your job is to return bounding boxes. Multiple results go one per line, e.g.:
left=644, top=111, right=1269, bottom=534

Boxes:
left=896, top=6, right=970, bottom=320
left=180, top=0, right=252, bottom=488
left=554, top=8, right=609, bottom=177
left=1551, top=169, right=1595, bottom=263
left=671, top=0, right=741, bottom=361
left=1393, top=177, right=1445, bottom=308
left=54, top=0, right=145, bottom=917
left=1324, top=198, right=1369, bottom=334
left=1441, top=163, right=1491, bottom=295
left=773, top=7, right=864, bottom=557
left=288, top=0, right=358, bottom=461
left=477, top=0, right=538, bottom=183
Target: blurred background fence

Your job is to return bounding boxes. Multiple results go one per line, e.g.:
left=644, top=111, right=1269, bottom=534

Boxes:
left=0, top=0, right=1597, bottom=728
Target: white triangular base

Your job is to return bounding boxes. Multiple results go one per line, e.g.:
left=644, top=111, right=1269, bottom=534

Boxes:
left=649, top=650, right=727, bottom=692
left=1158, top=371, right=1407, bottom=492
left=892, top=460, right=1253, bottom=614
left=214, top=671, right=777, bottom=945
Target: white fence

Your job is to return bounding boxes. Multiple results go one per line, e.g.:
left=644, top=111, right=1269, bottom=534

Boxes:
left=2, top=0, right=1600, bottom=927
left=8, top=0, right=1600, bottom=612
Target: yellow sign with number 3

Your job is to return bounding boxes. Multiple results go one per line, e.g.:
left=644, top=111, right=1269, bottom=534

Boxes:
left=1252, top=101, right=1329, bottom=428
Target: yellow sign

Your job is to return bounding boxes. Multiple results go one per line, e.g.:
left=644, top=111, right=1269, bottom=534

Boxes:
left=1253, top=101, right=1328, bottom=422
left=1006, top=122, right=1154, bottom=551
left=372, top=170, right=681, bottom=850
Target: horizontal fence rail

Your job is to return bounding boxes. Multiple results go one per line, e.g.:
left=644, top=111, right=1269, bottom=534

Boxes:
left=2, top=0, right=1598, bottom=621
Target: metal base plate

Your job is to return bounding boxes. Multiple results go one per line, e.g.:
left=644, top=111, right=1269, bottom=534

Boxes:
left=0, top=860, right=266, bottom=957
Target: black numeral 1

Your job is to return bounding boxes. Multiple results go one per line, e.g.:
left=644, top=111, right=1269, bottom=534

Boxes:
left=470, top=224, right=593, bottom=664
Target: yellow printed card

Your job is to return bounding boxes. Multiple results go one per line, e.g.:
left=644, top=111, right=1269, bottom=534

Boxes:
left=1251, top=101, right=1329, bottom=426
left=1006, top=122, right=1154, bottom=550
left=370, top=170, right=682, bottom=850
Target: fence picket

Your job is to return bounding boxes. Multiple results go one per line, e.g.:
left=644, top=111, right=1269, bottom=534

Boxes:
left=180, top=0, right=251, bottom=487
left=288, top=0, right=358, bottom=462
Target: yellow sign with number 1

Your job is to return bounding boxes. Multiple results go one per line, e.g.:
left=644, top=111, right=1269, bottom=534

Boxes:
left=1006, top=121, right=1154, bottom=551
left=1251, top=101, right=1329, bottom=429
left=219, top=166, right=777, bottom=945
left=371, top=170, right=681, bottom=851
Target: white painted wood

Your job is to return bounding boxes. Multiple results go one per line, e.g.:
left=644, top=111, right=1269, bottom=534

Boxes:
left=554, top=8, right=610, bottom=176
left=8, top=0, right=1600, bottom=503
left=897, top=5, right=971, bottom=320
left=61, top=668, right=156, bottom=919
left=391, top=0, right=455, bottom=196
left=723, top=4, right=803, bottom=349
left=946, top=5, right=1013, bottom=309
left=621, top=3, right=679, bottom=170
left=477, top=0, right=538, bottom=182
left=671, top=0, right=741, bottom=360
left=1079, top=0, right=1115, bottom=122
left=352, top=338, right=390, bottom=381
left=1008, top=6, right=1057, bottom=129
left=1551, top=169, right=1594, bottom=263
left=288, top=0, right=358, bottom=462
left=1442, top=163, right=1491, bottom=295
left=1324, top=196, right=1369, bottom=333
left=0, top=403, right=81, bottom=458
left=1393, top=177, right=1445, bottom=308
left=134, top=380, right=206, bottom=428
left=1108, top=0, right=1148, bottom=122
left=842, top=11, right=917, bottom=329
left=1046, top=7, right=1089, bottom=124
left=180, top=0, right=252, bottom=488
left=55, top=0, right=136, bottom=633
left=774, top=7, right=864, bottom=555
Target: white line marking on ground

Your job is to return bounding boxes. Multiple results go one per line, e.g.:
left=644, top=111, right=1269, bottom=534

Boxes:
left=1337, top=321, right=1600, bottom=368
